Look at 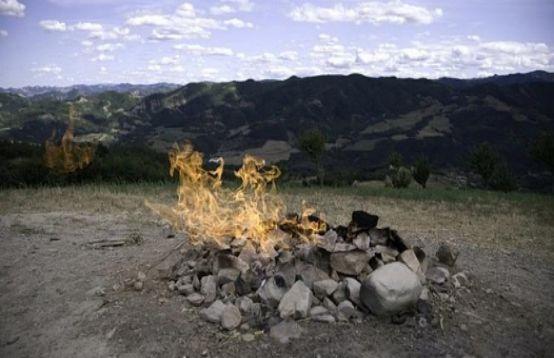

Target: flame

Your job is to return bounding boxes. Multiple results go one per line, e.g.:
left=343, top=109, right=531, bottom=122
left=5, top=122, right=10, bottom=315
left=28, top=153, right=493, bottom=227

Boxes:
left=44, top=104, right=95, bottom=174
left=148, top=143, right=325, bottom=251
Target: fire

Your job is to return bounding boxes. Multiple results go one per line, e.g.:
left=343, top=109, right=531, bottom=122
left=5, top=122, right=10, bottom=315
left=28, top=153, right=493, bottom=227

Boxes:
left=44, top=104, right=95, bottom=174
left=148, top=143, right=325, bottom=250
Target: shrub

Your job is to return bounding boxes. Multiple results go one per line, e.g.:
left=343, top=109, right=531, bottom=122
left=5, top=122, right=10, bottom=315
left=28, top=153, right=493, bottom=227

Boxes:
left=532, top=131, right=554, bottom=173
left=299, top=129, right=326, bottom=186
left=469, top=142, right=517, bottom=192
left=391, top=166, right=412, bottom=188
left=412, top=156, right=431, bottom=188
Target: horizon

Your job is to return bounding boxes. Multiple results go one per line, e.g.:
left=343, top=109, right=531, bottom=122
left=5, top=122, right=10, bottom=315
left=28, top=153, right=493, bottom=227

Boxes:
left=1, top=0, right=553, bottom=87
left=1, top=69, right=552, bottom=90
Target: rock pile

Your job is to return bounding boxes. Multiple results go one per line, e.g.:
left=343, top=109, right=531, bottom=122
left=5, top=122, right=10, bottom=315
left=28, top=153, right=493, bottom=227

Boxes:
left=161, top=210, right=463, bottom=341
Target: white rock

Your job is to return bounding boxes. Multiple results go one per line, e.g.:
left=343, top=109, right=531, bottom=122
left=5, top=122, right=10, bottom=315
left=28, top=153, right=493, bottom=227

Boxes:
left=309, top=305, right=329, bottom=317
left=353, top=232, right=371, bottom=250
left=312, top=314, right=336, bottom=323
left=360, top=262, right=422, bottom=315
left=200, top=300, right=226, bottom=323
left=221, top=304, right=242, bottom=330
left=330, top=251, right=370, bottom=275
left=278, top=281, right=313, bottom=319
left=257, top=277, right=287, bottom=307
left=313, top=279, right=339, bottom=299
left=344, top=277, right=361, bottom=306
left=337, top=300, right=356, bottom=319
left=399, top=249, right=421, bottom=273
left=186, top=293, right=205, bottom=306
left=426, top=266, right=450, bottom=285
left=200, top=275, right=217, bottom=303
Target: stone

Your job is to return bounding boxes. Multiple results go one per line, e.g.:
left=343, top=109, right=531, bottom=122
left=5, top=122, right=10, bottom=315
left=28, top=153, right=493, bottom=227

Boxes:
left=270, top=320, right=303, bottom=344
left=217, top=268, right=240, bottom=285
left=323, top=297, right=338, bottom=314
left=419, top=287, right=430, bottom=301
left=275, top=262, right=297, bottom=288
left=137, top=271, right=146, bottom=281
left=360, top=262, right=422, bottom=315
left=238, top=241, right=258, bottom=265
left=200, top=275, right=217, bottom=303
left=186, top=293, right=205, bottom=306
left=310, top=305, right=329, bottom=317
left=133, top=280, right=143, bottom=291
left=375, top=245, right=398, bottom=263
left=296, top=263, right=330, bottom=289
left=330, top=251, right=370, bottom=275
left=333, top=243, right=357, bottom=252
left=242, top=333, right=255, bottom=342
left=236, top=296, right=254, bottom=314
left=257, top=277, right=286, bottom=307
left=221, top=304, right=242, bottom=330
left=221, top=282, right=236, bottom=297
left=344, top=277, right=361, bottom=306
left=317, top=230, right=338, bottom=252
left=436, top=243, right=458, bottom=267
left=313, top=279, right=339, bottom=299
left=312, top=314, right=336, bottom=323
left=368, top=228, right=389, bottom=246
left=200, top=300, right=226, bottom=323
left=278, top=281, right=313, bottom=319
left=399, top=249, right=421, bottom=273
left=213, top=254, right=250, bottom=275
left=353, top=232, right=371, bottom=251
left=351, top=211, right=379, bottom=230
left=176, top=282, right=195, bottom=296
left=331, top=282, right=347, bottom=304
left=426, top=266, right=450, bottom=285
left=452, top=272, right=469, bottom=288
left=337, top=300, right=356, bottom=319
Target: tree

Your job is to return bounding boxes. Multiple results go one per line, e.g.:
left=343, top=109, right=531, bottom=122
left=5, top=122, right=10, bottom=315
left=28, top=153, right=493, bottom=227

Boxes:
left=532, top=131, right=554, bottom=173
left=299, top=129, right=326, bottom=186
left=388, top=151, right=403, bottom=169
left=469, top=143, right=498, bottom=187
left=469, top=142, right=516, bottom=192
left=412, top=156, right=431, bottom=188
left=386, top=151, right=412, bottom=188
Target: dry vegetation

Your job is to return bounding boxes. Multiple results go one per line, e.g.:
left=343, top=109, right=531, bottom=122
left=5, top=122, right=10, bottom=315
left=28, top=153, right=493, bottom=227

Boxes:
left=1, top=183, right=552, bottom=258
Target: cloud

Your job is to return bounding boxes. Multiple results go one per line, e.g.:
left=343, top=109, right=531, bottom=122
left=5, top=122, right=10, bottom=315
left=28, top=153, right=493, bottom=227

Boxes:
left=91, top=53, right=114, bottom=62
left=210, top=4, right=234, bottom=15
left=96, top=42, right=123, bottom=52
left=0, top=0, right=25, bottom=17
left=279, top=51, right=298, bottom=61
left=32, top=65, right=62, bottom=74
left=223, top=18, right=253, bottom=28
left=289, top=1, right=442, bottom=25
left=149, top=55, right=181, bottom=65
left=174, top=44, right=234, bottom=56
left=81, top=40, right=93, bottom=47
left=73, top=22, right=104, bottom=32
left=39, top=20, right=68, bottom=32
left=127, top=2, right=222, bottom=41
left=0, top=29, right=7, bottom=37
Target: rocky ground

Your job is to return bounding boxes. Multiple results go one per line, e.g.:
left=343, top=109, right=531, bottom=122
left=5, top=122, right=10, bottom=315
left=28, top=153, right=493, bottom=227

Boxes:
left=0, top=185, right=553, bottom=358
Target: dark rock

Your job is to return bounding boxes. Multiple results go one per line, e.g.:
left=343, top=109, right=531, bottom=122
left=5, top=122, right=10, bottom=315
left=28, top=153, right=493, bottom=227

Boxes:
left=330, top=251, right=370, bottom=275
left=436, top=243, right=459, bottom=266
left=351, top=211, right=379, bottom=230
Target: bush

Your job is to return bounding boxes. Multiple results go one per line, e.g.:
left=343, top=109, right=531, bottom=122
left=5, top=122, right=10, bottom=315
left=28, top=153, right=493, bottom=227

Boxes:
left=532, top=131, right=554, bottom=172
left=469, top=142, right=517, bottom=192
left=390, top=166, right=412, bottom=188
left=412, top=156, right=430, bottom=188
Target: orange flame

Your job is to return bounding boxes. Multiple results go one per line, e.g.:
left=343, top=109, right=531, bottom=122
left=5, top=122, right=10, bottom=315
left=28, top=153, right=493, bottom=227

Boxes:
left=148, top=143, right=324, bottom=251
left=44, top=104, right=95, bottom=174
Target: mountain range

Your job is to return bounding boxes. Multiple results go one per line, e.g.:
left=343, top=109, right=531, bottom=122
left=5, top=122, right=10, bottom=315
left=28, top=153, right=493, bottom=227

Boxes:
left=1, top=71, right=553, bottom=188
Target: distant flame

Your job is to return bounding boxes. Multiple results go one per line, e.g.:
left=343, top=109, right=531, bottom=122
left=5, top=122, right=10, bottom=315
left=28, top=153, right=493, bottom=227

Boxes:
left=44, top=104, right=95, bottom=174
left=147, top=143, right=324, bottom=250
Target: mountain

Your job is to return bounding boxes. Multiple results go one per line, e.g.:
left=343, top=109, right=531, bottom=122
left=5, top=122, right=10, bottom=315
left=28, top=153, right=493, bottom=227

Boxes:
left=0, top=83, right=180, bottom=100
left=1, top=71, right=553, bottom=189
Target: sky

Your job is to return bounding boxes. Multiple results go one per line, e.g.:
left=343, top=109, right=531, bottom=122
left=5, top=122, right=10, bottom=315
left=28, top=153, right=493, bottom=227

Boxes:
left=0, top=0, right=553, bottom=87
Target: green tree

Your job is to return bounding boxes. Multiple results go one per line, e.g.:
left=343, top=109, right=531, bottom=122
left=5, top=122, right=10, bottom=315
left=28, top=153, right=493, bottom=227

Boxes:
left=388, top=151, right=403, bottom=169
left=469, top=142, right=516, bottom=191
left=299, top=129, right=326, bottom=186
left=412, top=156, right=431, bottom=188
left=391, top=167, right=412, bottom=188
left=532, top=131, right=554, bottom=173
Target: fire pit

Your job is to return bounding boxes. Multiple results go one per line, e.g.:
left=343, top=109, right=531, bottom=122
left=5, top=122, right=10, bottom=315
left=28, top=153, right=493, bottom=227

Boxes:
left=144, top=144, right=464, bottom=342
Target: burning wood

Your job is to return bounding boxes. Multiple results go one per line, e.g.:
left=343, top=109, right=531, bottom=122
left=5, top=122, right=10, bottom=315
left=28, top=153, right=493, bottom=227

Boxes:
left=145, top=144, right=465, bottom=340
left=44, top=104, right=96, bottom=174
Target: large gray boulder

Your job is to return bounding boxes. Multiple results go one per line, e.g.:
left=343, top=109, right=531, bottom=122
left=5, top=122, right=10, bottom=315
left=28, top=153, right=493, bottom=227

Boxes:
left=360, top=262, right=422, bottom=315
left=278, top=281, right=313, bottom=319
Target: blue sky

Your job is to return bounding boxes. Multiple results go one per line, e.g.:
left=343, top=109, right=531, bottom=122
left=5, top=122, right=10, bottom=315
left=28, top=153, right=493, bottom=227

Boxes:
left=0, top=0, right=553, bottom=87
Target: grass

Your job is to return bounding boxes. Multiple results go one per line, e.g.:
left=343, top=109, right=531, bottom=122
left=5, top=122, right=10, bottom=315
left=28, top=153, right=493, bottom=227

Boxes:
left=1, top=182, right=553, bottom=258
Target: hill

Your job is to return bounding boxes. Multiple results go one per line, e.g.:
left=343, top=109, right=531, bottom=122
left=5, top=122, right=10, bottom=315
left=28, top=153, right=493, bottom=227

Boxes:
left=1, top=72, right=553, bottom=189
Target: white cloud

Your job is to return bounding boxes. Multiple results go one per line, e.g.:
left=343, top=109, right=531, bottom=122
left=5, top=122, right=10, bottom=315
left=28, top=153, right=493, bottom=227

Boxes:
left=81, top=40, right=93, bottom=47
left=290, top=1, right=442, bottom=25
left=279, top=51, right=298, bottom=61
left=32, top=65, right=62, bottom=74
left=210, top=4, right=234, bottom=15
left=39, top=20, right=68, bottom=32
left=99, top=66, right=107, bottom=74
left=0, top=29, right=7, bottom=37
left=222, top=0, right=253, bottom=12
left=174, top=44, right=234, bottom=56
left=149, top=55, right=180, bottom=66
left=127, top=2, right=222, bottom=41
left=73, top=22, right=104, bottom=32
left=223, top=18, right=253, bottom=28
left=91, top=53, right=114, bottom=62
left=201, top=68, right=219, bottom=79
left=96, top=42, right=123, bottom=52
left=0, top=0, right=25, bottom=17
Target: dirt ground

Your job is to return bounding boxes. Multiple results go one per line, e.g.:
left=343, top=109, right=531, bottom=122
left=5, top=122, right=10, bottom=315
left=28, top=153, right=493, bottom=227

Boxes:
left=0, top=185, right=553, bottom=358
